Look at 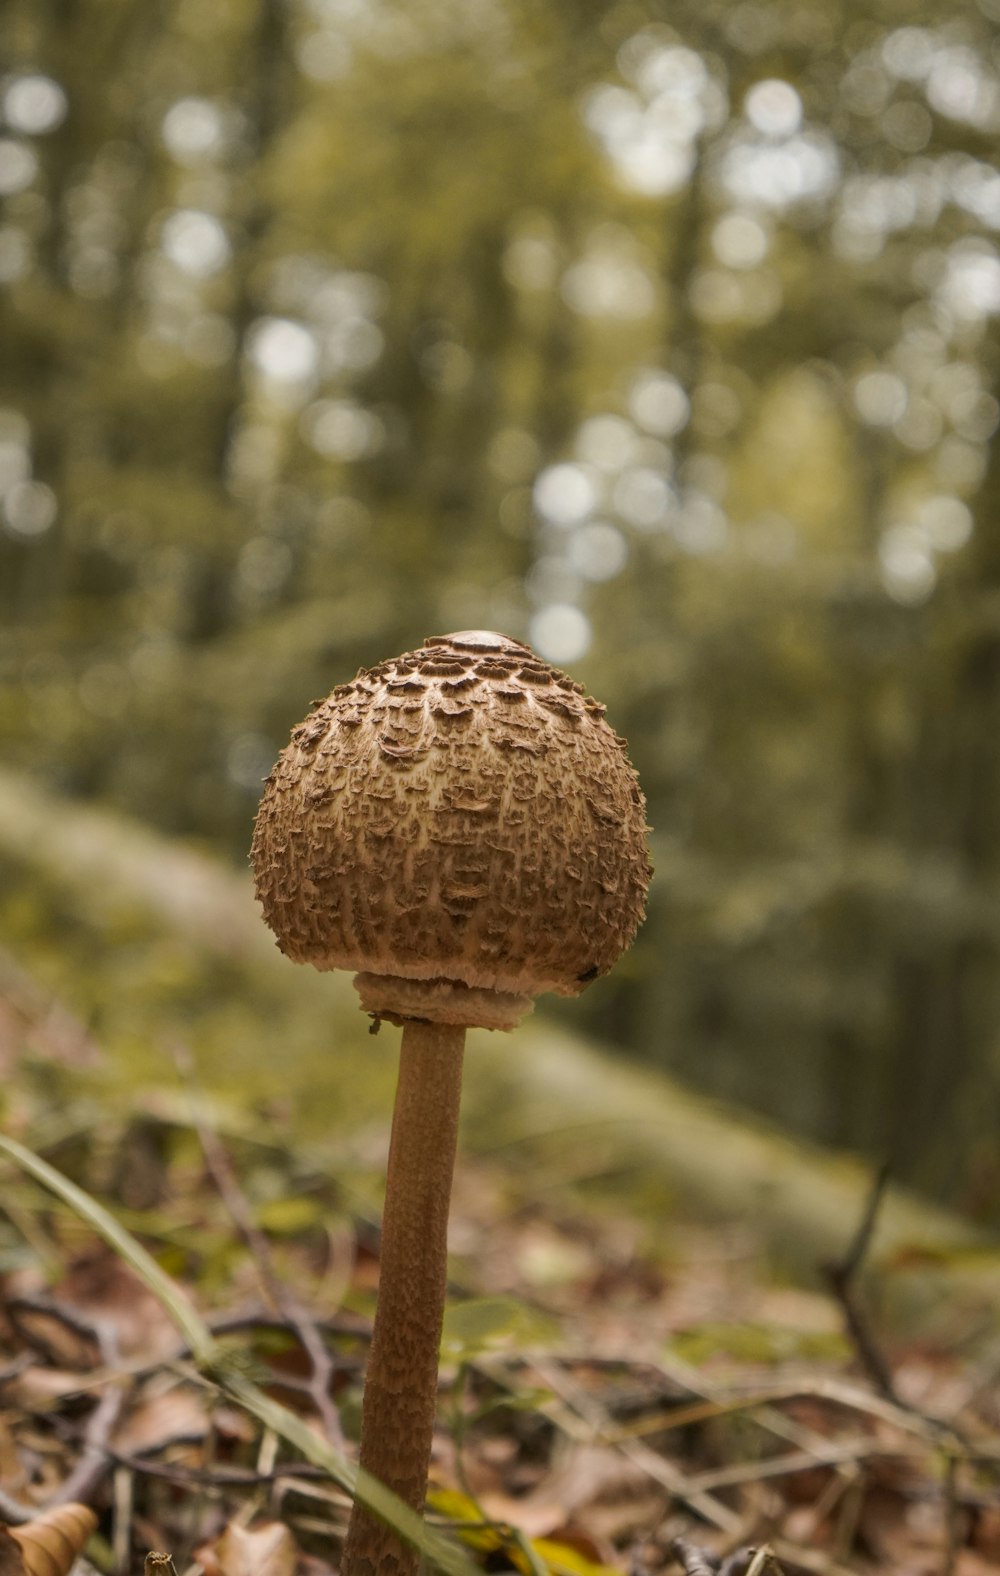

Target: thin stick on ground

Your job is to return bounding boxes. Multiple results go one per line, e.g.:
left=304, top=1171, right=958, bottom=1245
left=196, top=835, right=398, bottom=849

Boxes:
left=170, top=1040, right=345, bottom=1448
left=1, top=1296, right=126, bottom=1517
left=822, top=1160, right=900, bottom=1404
left=670, top=1535, right=720, bottom=1575
left=530, top=1355, right=743, bottom=1534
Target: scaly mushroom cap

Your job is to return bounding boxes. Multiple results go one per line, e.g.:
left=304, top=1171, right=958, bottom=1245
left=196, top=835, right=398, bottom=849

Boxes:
left=251, top=631, right=651, bottom=1029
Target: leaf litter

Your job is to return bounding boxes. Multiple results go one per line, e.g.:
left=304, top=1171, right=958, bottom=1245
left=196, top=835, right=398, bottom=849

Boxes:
left=1, top=973, right=999, bottom=1576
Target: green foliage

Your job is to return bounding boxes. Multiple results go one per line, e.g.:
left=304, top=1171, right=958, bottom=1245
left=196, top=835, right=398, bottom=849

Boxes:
left=669, top=1321, right=850, bottom=1367
left=441, top=1297, right=561, bottom=1362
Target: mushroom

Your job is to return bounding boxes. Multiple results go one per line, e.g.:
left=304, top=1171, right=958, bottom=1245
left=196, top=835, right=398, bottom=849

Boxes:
left=250, top=631, right=651, bottom=1576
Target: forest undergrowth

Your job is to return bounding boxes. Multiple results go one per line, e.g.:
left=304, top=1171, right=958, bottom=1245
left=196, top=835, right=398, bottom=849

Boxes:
left=1, top=961, right=999, bottom=1576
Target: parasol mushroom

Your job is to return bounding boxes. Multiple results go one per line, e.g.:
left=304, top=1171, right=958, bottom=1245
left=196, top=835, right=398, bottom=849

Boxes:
left=250, top=630, right=651, bottom=1576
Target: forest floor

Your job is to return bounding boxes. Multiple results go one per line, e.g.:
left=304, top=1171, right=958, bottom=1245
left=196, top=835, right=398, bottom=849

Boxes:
left=1, top=982, right=999, bottom=1576
left=0, top=773, right=998, bottom=1576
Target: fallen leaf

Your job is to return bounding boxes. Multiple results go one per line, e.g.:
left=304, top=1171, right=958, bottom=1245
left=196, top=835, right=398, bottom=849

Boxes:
left=8, top=1369, right=99, bottom=1409
left=57, top=1247, right=178, bottom=1358
left=1, top=1504, right=97, bottom=1576
left=114, top=1379, right=209, bottom=1453
left=532, top=1535, right=622, bottom=1576
left=199, top=1520, right=298, bottom=1576
left=0, top=1530, right=20, bottom=1576
left=476, top=1491, right=566, bottom=1541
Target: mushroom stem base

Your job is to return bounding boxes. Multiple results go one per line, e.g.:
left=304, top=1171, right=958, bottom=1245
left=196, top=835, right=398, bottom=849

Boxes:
left=340, top=1019, right=466, bottom=1576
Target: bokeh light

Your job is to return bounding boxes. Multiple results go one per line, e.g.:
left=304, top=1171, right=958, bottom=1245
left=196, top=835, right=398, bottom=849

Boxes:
left=246, top=317, right=320, bottom=386
left=628, top=370, right=690, bottom=438
left=744, top=79, right=803, bottom=137
left=533, top=463, right=599, bottom=526
left=3, top=74, right=68, bottom=135
left=0, top=140, right=38, bottom=196
left=529, top=603, right=592, bottom=664
left=162, top=98, right=229, bottom=163
left=160, top=210, right=231, bottom=277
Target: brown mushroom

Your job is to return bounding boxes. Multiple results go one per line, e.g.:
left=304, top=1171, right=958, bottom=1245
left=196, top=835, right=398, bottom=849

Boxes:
left=250, top=631, right=650, bottom=1576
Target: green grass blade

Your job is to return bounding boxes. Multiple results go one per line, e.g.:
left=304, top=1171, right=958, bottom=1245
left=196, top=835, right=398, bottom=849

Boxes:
left=0, top=1131, right=482, bottom=1576
left=223, top=1372, right=483, bottom=1576
left=0, top=1131, right=217, bottom=1364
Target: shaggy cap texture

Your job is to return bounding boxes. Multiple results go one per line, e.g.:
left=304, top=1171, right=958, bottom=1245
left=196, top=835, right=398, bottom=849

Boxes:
left=251, top=631, right=651, bottom=1028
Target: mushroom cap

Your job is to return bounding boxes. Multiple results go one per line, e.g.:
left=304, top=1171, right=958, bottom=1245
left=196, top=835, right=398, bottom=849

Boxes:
left=251, top=631, right=651, bottom=1029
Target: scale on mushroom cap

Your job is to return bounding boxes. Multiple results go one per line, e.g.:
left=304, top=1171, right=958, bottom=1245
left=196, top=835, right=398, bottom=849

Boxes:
left=251, top=631, right=651, bottom=1576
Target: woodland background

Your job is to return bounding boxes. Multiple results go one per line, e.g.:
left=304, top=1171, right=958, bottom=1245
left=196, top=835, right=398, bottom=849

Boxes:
left=2, top=0, right=1000, bottom=1220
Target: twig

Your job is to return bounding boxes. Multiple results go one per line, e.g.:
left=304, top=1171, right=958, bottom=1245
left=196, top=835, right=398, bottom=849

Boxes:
left=537, top=1345, right=883, bottom=1478
left=6, top=1293, right=108, bottom=1364
left=0, top=1298, right=127, bottom=1518
left=0, top=1354, right=33, bottom=1387
left=170, top=1042, right=346, bottom=1447
left=106, top=1449, right=334, bottom=1489
left=822, top=1162, right=900, bottom=1404
left=0, top=1487, right=35, bottom=1525
left=20, top=1305, right=367, bottom=1399
left=167, top=1044, right=284, bottom=1315
left=785, top=1461, right=860, bottom=1554
left=742, top=1549, right=780, bottom=1576
left=55, top=1349, right=125, bottom=1507
left=831, top=1468, right=865, bottom=1563
left=209, top=1307, right=369, bottom=1342
left=670, top=1535, right=719, bottom=1575
left=685, top=1439, right=924, bottom=1493
left=670, top=1539, right=785, bottom=1576
left=941, top=1453, right=961, bottom=1576
left=113, top=1464, right=133, bottom=1573
left=144, top=1555, right=179, bottom=1576
left=768, top=1538, right=857, bottom=1576
left=530, top=1356, right=743, bottom=1534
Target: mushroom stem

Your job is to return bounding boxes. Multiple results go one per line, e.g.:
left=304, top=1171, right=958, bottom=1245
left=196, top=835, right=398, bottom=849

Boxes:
left=341, top=1019, right=466, bottom=1576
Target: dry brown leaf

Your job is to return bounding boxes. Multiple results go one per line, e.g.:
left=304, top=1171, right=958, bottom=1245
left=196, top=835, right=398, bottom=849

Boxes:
left=209, top=1405, right=258, bottom=1446
left=199, top=1520, right=298, bottom=1576
left=0, top=1532, right=20, bottom=1576
left=7, top=1370, right=97, bottom=1409
left=57, top=1249, right=177, bottom=1359
left=971, top=1504, right=1000, bottom=1563
left=537, top=1525, right=609, bottom=1567
left=1, top=1504, right=97, bottom=1576
left=0, top=1422, right=26, bottom=1492
left=531, top=1443, right=657, bottom=1518
left=114, top=1380, right=209, bottom=1454
left=956, top=1553, right=1000, bottom=1576
left=477, top=1492, right=567, bottom=1541
left=481, top=1441, right=668, bottom=1548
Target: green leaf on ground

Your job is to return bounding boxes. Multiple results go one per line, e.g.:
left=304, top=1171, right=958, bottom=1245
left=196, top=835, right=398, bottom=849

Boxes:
left=441, top=1296, right=561, bottom=1360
